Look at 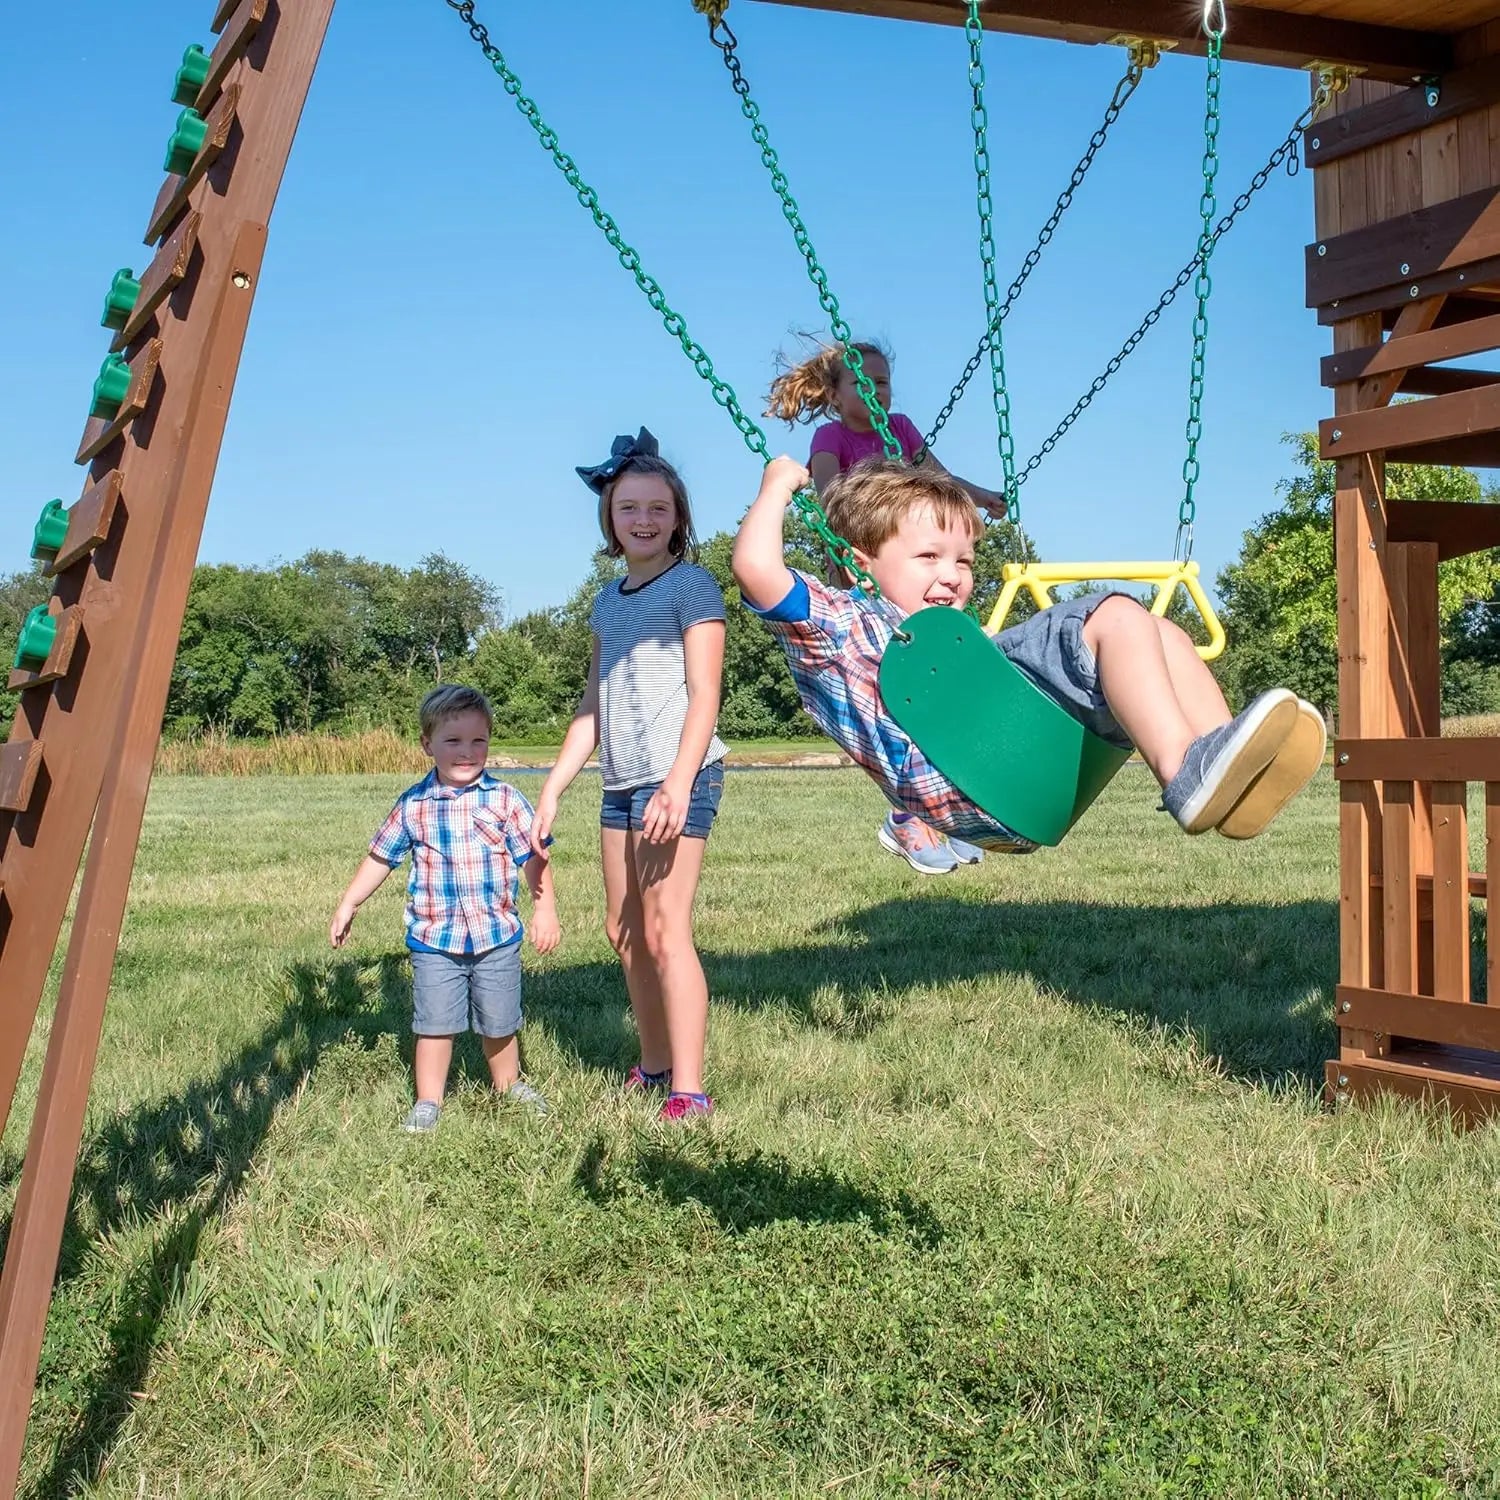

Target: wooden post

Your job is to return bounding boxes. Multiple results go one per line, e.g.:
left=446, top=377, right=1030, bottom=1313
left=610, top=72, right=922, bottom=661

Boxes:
left=0, top=2, right=335, bottom=1492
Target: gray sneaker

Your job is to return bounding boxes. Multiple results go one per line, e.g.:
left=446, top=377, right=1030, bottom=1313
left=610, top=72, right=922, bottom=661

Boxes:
left=402, top=1099, right=441, bottom=1134
left=505, top=1080, right=549, bottom=1116
left=1161, top=690, right=1297, bottom=834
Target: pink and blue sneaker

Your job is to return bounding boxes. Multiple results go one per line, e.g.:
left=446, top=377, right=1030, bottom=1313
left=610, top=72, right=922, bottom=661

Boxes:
left=625, top=1065, right=672, bottom=1092
left=878, top=811, right=960, bottom=874
left=658, top=1091, right=713, bottom=1122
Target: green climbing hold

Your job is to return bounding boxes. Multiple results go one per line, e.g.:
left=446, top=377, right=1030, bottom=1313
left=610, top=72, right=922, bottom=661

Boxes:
left=100, top=268, right=141, bottom=331
left=91, top=353, right=131, bottom=420
left=14, top=606, right=57, bottom=672
left=31, top=500, right=68, bottom=562
left=172, top=43, right=211, bottom=107
left=164, top=108, right=208, bottom=175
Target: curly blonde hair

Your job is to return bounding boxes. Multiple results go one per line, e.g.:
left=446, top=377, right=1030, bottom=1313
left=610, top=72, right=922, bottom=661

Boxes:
left=764, top=338, right=891, bottom=425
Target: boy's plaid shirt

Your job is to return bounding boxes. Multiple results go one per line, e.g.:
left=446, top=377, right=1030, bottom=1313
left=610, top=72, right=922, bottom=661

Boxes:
left=370, top=771, right=538, bottom=954
left=751, top=572, right=1028, bottom=848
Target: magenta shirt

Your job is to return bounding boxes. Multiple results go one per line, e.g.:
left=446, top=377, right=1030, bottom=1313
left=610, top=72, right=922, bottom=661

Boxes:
left=808, top=413, right=925, bottom=471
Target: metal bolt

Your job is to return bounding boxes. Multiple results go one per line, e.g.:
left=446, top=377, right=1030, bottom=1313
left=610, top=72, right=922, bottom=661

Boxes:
left=1331, top=428, right=1342, bottom=441
left=1338, top=752, right=1349, bottom=764
left=1400, top=262, right=1410, bottom=275
left=232, top=271, right=252, bottom=290
left=1332, top=300, right=1340, bottom=308
left=1341, top=1000, right=1351, bottom=1013
left=1459, top=273, right=1467, bottom=282
left=1337, top=1074, right=1349, bottom=1087
left=1410, top=285, right=1421, bottom=297
left=1426, top=86, right=1440, bottom=107
left=1317, top=244, right=1327, bottom=257
left=1311, top=136, right=1321, bottom=149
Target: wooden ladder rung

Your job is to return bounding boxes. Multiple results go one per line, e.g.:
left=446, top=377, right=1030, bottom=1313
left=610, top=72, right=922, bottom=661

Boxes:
left=1369, top=871, right=1488, bottom=899
left=6, top=608, right=84, bottom=692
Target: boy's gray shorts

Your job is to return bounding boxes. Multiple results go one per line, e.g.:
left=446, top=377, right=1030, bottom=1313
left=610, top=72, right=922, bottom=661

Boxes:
left=410, top=942, right=522, bottom=1038
left=995, top=592, right=1134, bottom=750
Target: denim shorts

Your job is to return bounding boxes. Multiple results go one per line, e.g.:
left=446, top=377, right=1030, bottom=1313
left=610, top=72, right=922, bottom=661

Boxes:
left=996, top=592, right=1134, bottom=750
left=410, top=941, right=522, bottom=1038
left=599, top=758, right=726, bottom=839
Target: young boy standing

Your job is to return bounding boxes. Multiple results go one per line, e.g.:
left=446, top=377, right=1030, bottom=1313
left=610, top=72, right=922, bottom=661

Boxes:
left=331, top=685, right=561, bottom=1132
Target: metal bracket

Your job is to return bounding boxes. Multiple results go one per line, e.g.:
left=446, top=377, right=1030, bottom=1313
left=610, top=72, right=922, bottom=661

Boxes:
left=1303, top=61, right=1359, bottom=94
left=1106, top=34, right=1175, bottom=69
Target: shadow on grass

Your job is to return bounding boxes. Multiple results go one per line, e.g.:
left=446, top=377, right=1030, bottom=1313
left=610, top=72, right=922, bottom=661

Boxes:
left=4, top=953, right=411, bottom=1500
left=527, top=896, right=1343, bottom=1092
left=575, top=1136, right=942, bottom=1246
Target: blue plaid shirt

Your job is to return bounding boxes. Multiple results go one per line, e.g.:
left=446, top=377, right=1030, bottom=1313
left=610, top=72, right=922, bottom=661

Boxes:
left=750, top=572, right=1029, bottom=848
left=369, top=771, right=537, bottom=954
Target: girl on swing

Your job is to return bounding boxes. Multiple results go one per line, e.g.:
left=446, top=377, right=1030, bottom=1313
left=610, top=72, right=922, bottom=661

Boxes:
left=766, top=338, right=1008, bottom=874
left=733, top=453, right=1326, bottom=850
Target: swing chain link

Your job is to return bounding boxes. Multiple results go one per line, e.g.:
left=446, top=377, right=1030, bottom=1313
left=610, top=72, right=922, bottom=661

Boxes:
left=921, top=52, right=1150, bottom=457
left=443, top=0, right=884, bottom=597
left=705, top=17, right=903, bottom=461
left=963, top=0, right=1020, bottom=524
left=1176, top=21, right=1224, bottom=563
left=1011, top=73, right=1335, bottom=496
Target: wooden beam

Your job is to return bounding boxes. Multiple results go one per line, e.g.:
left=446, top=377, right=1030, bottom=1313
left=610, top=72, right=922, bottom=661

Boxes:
left=1335, top=737, right=1500, bottom=783
left=1387, top=498, right=1500, bottom=561
left=747, top=0, right=1451, bottom=83
left=1307, top=186, right=1500, bottom=309
left=1320, top=381, right=1500, bottom=460
left=1339, top=986, right=1498, bottom=1053
left=1322, top=309, right=1500, bottom=384
left=1329, top=1055, right=1500, bottom=1125
left=1318, top=258, right=1500, bottom=325
left=1305, top=55, right=1500, bottom=170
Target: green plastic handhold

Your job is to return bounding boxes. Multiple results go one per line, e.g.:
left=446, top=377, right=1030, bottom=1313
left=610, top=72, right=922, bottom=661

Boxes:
left=164, top=108, right=208, bottom=175
left=172, top=43, right=211, bottom=107
left=14, top=606, right=57, bottom=672
left=100, top=267, right=141, bottom=331
left=91, top=353, right=132, bottom=420
left=878, top=606, right=1131, bottom=847
left=31, top=500, right=68, bottom=562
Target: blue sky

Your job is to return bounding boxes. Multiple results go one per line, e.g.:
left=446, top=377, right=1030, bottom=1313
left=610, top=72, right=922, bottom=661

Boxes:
left=4, top=2, right=1328, bottom=618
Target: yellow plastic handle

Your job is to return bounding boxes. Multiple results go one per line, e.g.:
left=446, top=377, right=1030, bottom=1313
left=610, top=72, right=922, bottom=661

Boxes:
left=985, top=561, right=1226, bottom=661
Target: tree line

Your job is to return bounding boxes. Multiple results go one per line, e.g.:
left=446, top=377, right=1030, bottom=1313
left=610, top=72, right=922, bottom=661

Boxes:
left=4, top=435, right=1499, bottom=743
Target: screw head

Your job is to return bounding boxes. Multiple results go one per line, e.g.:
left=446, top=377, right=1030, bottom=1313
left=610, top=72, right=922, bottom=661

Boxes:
left=1337, top=1074, right=1349, bottom=1087
left=1410, top=285, right=1420, bottom=297
left=1311, top=136, right=1321, bottom=149
left=1341, top=1000, right=1351, bottom=1013
left=1400, top=262, right=1411, bottom=275
left=232, top=271, right=252, bottom=290
left=1317, top=244, right=1327, bottom=256
left=1338, top=752, right=1349, bottom=764
left=1331, top=428, right=1342, bottom=441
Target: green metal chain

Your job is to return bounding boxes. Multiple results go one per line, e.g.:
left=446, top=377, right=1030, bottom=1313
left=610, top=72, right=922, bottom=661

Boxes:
left=965, top=0, right=1019, bottom=522
left=1178, top=11, right=1225, bottom=562
left=704, top=17, right=901, bottom=460
left=442, top=0, right=885, bottom=598
left=921, top=48, right=1152, bottom=458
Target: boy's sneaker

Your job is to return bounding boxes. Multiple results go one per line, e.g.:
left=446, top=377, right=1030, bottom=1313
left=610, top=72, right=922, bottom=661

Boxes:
left=504, top=1080, right=549, bottom=1115
left=1162, top=690, right=1298, bottom=835
left=658, top=1091, right=714, bottom=1122
left=402, top=1099, right=441, bottom=1134
left=878, top=812, right=960, bottom=874
left=1216, top=698, right=1327, bottom=841
left=624, top=1065, right=672, bottom=1092
left=946, top=836, right=986, bottom=865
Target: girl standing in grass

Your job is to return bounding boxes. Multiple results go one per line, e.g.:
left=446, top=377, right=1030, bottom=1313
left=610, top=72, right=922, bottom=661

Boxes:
left=766, top=338, right=1005, bottom=876
left=532, top=429, right=727, bottom=1121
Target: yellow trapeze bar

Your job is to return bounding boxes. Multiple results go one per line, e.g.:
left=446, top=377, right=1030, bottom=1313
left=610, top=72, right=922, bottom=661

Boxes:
left=985, top=560, right=1227, bottom=662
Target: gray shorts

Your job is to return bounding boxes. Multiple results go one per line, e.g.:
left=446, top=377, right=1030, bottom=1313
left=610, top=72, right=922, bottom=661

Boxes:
left=995, top=592, right=1134, bottom=750
left=410, top=942, right=522, bottom=1038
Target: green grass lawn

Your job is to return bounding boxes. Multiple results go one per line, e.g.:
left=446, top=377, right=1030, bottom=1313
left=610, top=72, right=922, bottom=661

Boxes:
left=9, top=768, right=1500, bottom=1497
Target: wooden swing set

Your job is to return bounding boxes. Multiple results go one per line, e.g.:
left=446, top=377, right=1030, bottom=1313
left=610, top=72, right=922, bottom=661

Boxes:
left=3, top=0, right=1500, bottom=1487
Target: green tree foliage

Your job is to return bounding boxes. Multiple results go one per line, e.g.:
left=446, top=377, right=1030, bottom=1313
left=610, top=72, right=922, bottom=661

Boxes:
left=1216, top=433, right=1500, bottom=723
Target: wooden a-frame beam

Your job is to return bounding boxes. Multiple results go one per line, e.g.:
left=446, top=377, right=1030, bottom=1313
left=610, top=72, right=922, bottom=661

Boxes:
left=747, top=0, right=1453, bottom=84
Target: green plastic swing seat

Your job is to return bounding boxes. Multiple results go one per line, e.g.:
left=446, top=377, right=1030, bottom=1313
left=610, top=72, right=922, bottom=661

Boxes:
left=879, top=606, right=1132, bottom=848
